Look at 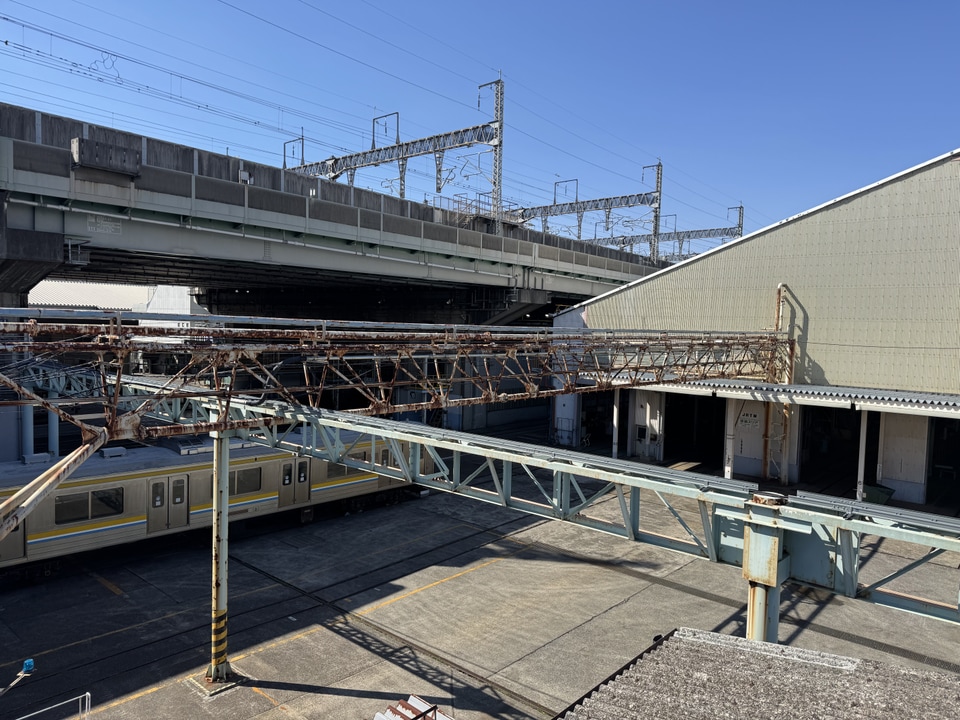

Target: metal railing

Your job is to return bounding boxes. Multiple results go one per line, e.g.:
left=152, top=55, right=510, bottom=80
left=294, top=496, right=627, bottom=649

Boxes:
left=14, top=693, right=91, bottom=720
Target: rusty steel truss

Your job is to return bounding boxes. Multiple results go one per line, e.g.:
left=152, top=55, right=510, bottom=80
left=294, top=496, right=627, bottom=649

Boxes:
left=4, top=310, right=960, bottom=652
left=0, top=310, right=790, bottom=445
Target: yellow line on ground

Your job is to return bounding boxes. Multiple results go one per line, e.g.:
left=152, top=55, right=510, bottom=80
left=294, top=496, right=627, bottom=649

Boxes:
left=80, top=534, right=532, bottom=715
left=0, top=583, right=281, bottom=673
left=251, top=685, right=280, bottom=705
left=357, top=550, right=520, bottom=617
left=90, top=572, right=124, bottom=596
left=231, top=625, right=322, bottom=662
left=89, top=684, right=163, bottom=715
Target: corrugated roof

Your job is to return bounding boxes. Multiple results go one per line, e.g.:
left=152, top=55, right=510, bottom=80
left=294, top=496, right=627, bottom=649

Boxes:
left=639, top=379, right=960, bottom=417
left=557, top=627, right=959, bottom=719
left=557, top=147, right=960, bottom=317
left=29, top=281, right=154, bottom=311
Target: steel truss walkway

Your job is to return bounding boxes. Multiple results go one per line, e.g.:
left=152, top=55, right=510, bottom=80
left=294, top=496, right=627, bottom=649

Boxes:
left=2, top=308, right=959, bottom=658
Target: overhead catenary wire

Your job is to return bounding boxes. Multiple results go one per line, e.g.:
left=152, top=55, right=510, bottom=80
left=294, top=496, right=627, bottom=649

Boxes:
left=0, top=3, right=754, bottom=244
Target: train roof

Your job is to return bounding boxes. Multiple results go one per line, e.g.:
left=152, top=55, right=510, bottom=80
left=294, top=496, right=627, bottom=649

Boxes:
left=0, top=437, right=299, bottom=491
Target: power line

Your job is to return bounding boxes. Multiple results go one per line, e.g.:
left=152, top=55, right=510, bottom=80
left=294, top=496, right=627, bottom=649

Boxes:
left=3, top=4, right=751, bottom=242
left=214, top=0, right=479, bottom=114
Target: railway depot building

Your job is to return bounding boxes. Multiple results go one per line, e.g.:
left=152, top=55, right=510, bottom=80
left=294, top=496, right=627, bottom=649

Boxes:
left=554, top=150, right=960, bottom=509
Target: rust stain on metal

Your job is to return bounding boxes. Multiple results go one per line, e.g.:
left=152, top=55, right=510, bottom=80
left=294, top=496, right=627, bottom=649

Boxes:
left=752, top=491, right=788, bottom=506
left=1, top=315, right=790, bottom=431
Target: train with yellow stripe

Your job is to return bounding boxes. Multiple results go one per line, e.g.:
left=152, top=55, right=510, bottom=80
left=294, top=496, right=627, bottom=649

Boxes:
left=0, top=435, right=424, bottom=571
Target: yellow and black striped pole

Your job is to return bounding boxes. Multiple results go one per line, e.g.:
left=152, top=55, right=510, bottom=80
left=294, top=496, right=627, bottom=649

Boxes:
left=205, top=426, right=232, bottom=682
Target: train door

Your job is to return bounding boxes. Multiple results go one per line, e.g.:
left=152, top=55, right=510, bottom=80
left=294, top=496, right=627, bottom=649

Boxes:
left=278, top=460, right=311, bottom=508
left=0, top=522, right=25, bottom=563
left=278, top=461, right=295, bottom=508
left=296, top=460, right=311, bottom=503
left=147, top=474, right=190, bottom=533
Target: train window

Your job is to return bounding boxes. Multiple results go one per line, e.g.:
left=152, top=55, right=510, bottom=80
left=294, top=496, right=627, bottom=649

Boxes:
left=326, top=462, right=347, bottom=479
left=234, top=467, right=261, bottom=494
left=297, top=461, right=308, bottom=483
left=152, top=482, right=165, bottom=508
left=55, top=493, right=89, bottom=524
left=203, top=474, right=214, bottom=499
left=282, top=463, right=293, bottom=486
left=171, top=478, right=185, bottom=505
left=91, top=488, right=124, bottom=518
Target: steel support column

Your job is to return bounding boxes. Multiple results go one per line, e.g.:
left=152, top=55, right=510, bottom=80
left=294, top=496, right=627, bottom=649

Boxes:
left=21, top=388, right=33, bottom=460
left=47, top=389, right=59, bottom=459
left=206, top=427, right=233, bottom=683
left=856, top=409, right=868, bottom=501
left=612, top=388, right=620, bottom=459
left=723, top=398, right=737, bottom=479
left=742, top=493, right=788, bottom=643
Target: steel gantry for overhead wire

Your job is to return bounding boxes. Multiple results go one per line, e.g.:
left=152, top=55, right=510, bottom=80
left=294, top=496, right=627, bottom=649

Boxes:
left=292, top=80, right=504, bottom=234
left=613, top=205, right=745, bottom=261
left=513, top=164, right=662, bottom=256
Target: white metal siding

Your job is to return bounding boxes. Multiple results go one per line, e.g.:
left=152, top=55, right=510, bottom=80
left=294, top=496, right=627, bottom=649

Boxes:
left=582, top=158, right=960, bottom=394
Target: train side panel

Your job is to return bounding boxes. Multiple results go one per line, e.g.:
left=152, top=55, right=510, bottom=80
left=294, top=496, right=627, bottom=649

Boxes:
left=1, top=442, right=420, bottom=571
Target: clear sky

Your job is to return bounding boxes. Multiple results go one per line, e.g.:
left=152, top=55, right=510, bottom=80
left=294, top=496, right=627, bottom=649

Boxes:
left=2, top=1, right=958, bottom=256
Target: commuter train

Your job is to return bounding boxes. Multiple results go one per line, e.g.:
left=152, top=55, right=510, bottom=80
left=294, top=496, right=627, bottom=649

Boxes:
left=0, top=434, right=427, bottom=571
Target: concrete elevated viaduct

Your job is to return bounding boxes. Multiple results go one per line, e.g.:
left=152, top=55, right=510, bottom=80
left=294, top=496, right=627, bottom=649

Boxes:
left=0, top=103, right=655, bottom=323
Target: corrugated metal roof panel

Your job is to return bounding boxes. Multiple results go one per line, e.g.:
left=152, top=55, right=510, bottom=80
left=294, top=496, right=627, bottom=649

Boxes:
left=557, top=627, right=957, bottom=720
left=641, top=379, right=960, bottom=416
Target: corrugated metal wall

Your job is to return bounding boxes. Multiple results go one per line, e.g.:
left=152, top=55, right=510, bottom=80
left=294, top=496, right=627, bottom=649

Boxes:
left=579, top=157, right=960, bottom=394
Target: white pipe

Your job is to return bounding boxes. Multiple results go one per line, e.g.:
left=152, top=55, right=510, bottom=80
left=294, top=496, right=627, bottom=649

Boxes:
left=856, top=409, right=868, bottom=501
left=612, top=388, right=620, bottom=459
left=723, top=398, right=737, bottom=479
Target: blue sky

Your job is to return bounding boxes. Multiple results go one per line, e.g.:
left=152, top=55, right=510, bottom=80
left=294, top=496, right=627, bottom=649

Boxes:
left=1, top=1, right=958, bottom=256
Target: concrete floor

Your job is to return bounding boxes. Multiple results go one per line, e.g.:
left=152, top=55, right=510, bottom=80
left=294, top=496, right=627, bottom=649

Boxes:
left=2, top=436, right=960, bottom=719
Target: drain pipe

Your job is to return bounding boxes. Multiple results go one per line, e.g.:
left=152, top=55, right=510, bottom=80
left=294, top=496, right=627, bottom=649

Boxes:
left=775, top=283, right=786, bottom=334
left=773, top=284, right=792, bottom=484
